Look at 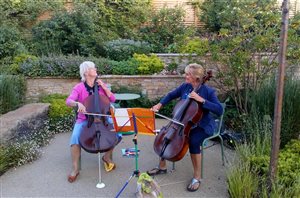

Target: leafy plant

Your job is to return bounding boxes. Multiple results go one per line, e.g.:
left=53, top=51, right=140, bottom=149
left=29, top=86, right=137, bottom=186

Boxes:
left=195, top=0, right=225, bottom=32
left=139, top=6, right=189, bottom=52
left=31, top=0, right=151, bottom=56
left=193, top=0, right=282, bottom=114
left=111, top=59, right=139, bottom=75
left=227, top=162, right=259, bottom=198
left=178, top=37, right=209, bottom=56
left=104, top=39, right=153, bottom=61
left=196, top=0, right=300, bottom=117
left=247, top=77, right=300, bottom=147
left=230, top=121, right=300, bottom=197
left=0, top=0, right=63, bottom=28
left=132, top=54, right=164, bottom=75
left=75, top=0, right=151, bottom=39
left=247, top=140, right=300, bottom=195
left=0, top=24, right=27, bottom=59
left=7, top=54, right=38, bottom=74
left=40, top=94, right=74, bottom=133
left=0, top=75, right=26, bottom=114
left=19, top=54, right=116, bottom=77
left=32, top=8, right=106, bottom=56
left=166, top=61, right=178, bottom=73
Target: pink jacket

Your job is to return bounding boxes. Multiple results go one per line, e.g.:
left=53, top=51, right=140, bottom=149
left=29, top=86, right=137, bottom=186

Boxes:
left=66, top=82, right=116, bottom=123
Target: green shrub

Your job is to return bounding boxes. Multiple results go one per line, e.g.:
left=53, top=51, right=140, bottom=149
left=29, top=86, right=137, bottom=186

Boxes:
left=0, top=57, right=13, bottom=74
left=166, top=61, right=179, bottom=72
left=198, top=0, right=280, bottom=32
left=179, top=38, right=209, bottom=56
left=20, top=54, right=116, bottom=77
left=31, top=1, right=151, bottom=56
left=227, top=162, right=259, bottom=198
left=32, top=8, right=108, bottom=56
left=0, top=0, right=63, bottom=28
left=111, top=59, right=139, bottom=75
left=235, top=135, right=300, bottom=197
left=40, top=94, right=74, bottom=133
left=247, top=140, right=300, bottom=192
left=278, top=140, right=300, bottom=187
left=139, top=6, right=189, bottom=52
left=104, top=39, right=153, bottom=61
left=0, top=75, right=26, bottom=114
left=48, top=99, right=73, bottom=119
left=72, top=0, right=151, bottom=40
left=0, top=24, right=27, bottom=59
left=8, top=54, right=38, bottom=75
left=248, top=77, right=300, bottom=147
left=16, top=53, right=167, bottom=77
left=133, top=54, right=164, bottom=75
left=41, top=94, right=73, bottom=119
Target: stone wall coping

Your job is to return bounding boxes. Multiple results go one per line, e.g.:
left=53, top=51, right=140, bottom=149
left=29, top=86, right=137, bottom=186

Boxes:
left=0, top=103, right=50, bottom=142
left=26, top=75, right=184, bottom=79
left=102, top=75, right=184, bottom=79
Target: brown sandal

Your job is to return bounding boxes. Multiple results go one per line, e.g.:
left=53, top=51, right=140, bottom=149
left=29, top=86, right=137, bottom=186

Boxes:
left=146, top=167, right=167, bottom=176
left=67, top=172, right=79, bottom=183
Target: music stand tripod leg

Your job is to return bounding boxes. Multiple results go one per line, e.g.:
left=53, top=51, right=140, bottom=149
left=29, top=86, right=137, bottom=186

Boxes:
left=115, top=113, right=140, bottom=198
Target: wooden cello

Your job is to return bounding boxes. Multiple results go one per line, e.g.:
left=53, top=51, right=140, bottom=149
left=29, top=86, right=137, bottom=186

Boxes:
left=79, top=80, right=118, bottom=153
left=153, top=71, right=212, bottom=162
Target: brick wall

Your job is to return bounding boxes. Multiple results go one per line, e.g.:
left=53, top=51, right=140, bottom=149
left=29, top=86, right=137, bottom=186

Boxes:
left=26, top=75, right=185, bottom=101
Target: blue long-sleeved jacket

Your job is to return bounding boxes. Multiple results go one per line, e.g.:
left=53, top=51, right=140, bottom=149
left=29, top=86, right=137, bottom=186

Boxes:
left=160, top=83, right=223, bottom=136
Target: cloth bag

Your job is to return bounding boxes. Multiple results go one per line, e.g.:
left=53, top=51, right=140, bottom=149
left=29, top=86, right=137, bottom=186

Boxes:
left=135, top=173, right=163, bottom=198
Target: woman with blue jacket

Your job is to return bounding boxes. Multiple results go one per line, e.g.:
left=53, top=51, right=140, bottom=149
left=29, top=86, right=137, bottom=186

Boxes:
left=147, top=63, right=223, bottom=192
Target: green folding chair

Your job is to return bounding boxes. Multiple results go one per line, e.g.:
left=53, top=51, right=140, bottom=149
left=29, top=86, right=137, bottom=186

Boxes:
left=201, top=102, right=226, bottom=179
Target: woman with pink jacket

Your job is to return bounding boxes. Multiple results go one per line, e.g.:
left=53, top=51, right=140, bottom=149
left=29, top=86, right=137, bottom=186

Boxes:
left=66, top=61, right=118, bottom=183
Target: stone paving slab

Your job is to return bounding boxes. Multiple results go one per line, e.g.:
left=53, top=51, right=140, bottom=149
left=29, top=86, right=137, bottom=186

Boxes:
left=0, top=103, right=50, bottom=143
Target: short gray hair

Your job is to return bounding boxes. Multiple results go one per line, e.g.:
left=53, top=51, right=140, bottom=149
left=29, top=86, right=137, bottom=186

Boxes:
left=79, top=61, right=95, bottom=82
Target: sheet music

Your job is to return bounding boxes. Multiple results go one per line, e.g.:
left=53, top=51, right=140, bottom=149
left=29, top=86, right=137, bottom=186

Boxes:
left=115, top=108, right=131, bottom=127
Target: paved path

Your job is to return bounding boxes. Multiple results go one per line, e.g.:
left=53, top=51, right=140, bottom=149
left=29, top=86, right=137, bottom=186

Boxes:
left=1, top=119, right=233, bottom=198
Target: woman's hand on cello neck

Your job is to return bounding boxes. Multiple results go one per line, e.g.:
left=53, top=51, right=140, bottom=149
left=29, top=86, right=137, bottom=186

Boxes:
left=96, top=79, right=113, bottom=98
left=96, top=79, right=105, bottom=87
left=188, top=91, right=205, bottom=104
